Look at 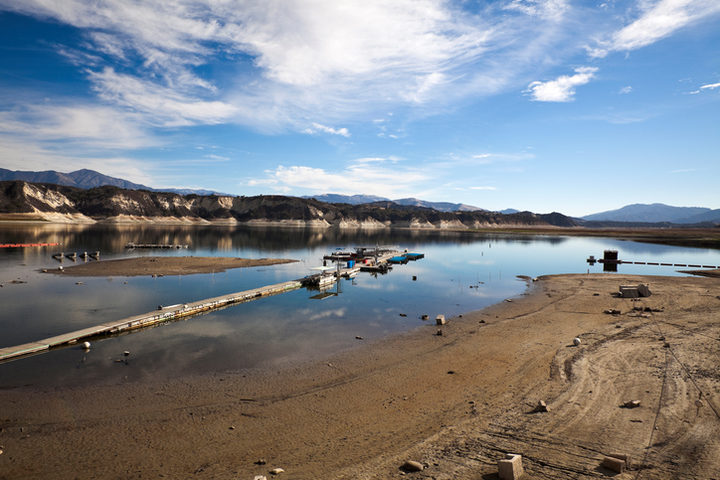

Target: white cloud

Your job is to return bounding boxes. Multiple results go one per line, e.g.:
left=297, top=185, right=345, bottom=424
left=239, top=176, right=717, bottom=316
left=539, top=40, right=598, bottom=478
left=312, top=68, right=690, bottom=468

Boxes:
left=590, top=0, right=720, bottom=58
left=0, top=104, right=157, bottom=149
left=88, top=68, right=237, bottom=127
left=525, top=66, right=598, bottom=102
left=619, top=85, right=633, bottom=94
left=0, top=0, right=575, bottom=131
left=303, top=122, right=351, bottom=137
left=690, top=81, right=720, bottom=94
left=248, top=159, right=429, bottom=198
left=470, top=186, right=497, bottom=191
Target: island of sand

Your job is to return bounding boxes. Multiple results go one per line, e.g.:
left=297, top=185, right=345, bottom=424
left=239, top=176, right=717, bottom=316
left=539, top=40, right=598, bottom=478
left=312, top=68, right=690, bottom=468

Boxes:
left=44, top=256, right=298, bottom=277
left=1, top=273, right=718, bottom=479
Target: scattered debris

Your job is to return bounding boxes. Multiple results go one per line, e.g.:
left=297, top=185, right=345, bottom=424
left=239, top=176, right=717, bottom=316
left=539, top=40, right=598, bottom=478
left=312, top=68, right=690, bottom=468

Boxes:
left=505, top=299, right=513, bottom=303
left=82, top=341, right=91, bottom=350
left=229, top=425, right=235, bottom=430
left=355, top=336, right=363, bottom=340
left=254, top=476, right=267, bottom=480
left=436, top=329, right=443, bottom=336
left=401, top=460, right=424, bottom=472
left=604, top=308, right=621, bottom=315
left=123, top=351, right=130, bottom=356
left=447, top=370, right=455, bottom=375
left=498, top=453, right=524, bottom=480
left=573, top=337, right=581, bottom=346
left=534, top=400, right=549, bottom=413
left=601, top=456, right=625, bottom=473
left=435, top=315, right=446, bottom=325
left=269, top=467, right=285, bottom=475
left=255, top=459, right=267, bottom=465
left=421, top=314, right=429, bottom=320
left=399, top=313, right=407, bottom=317
left=75, top=281, right=84, bottom=285
left=620, top=400, right=641, bottom=409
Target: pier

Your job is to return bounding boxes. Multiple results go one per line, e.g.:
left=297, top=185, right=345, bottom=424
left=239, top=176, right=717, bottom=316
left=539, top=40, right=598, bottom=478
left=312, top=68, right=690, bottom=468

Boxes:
left=0, top=280, right=302, bottom=363
left=587, top=250, right=719, bottom=272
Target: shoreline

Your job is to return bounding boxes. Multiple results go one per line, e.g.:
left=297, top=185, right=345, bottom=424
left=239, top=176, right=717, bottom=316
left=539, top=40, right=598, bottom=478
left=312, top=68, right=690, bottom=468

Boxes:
left=0, top=273, right=718, bottom=478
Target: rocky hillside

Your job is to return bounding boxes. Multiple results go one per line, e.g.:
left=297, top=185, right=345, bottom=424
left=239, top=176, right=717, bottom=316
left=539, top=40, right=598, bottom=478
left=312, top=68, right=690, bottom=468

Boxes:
left=0, top=181, right=577, bottom=228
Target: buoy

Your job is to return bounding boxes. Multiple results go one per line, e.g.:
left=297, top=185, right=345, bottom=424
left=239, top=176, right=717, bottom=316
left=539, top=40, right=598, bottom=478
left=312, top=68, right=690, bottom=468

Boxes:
left=573, top=337, right=581, bottom=346
left=82, top=341, right=91, bottom=350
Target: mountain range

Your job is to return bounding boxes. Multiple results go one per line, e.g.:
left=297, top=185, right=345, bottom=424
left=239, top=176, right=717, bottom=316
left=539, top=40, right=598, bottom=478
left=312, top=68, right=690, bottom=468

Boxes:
left=1, top=169, right=718, bottom=224
left=0, top=180, right=576, bottom=228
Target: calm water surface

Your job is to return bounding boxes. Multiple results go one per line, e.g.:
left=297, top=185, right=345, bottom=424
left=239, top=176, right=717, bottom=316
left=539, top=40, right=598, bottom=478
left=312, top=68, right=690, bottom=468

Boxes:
left=1, top=224, right=718, bottom=388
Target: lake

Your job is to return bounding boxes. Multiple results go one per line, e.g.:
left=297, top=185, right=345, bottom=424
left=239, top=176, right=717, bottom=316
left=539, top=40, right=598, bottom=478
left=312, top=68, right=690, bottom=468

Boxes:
left=1, top=224, right=718, bottom=388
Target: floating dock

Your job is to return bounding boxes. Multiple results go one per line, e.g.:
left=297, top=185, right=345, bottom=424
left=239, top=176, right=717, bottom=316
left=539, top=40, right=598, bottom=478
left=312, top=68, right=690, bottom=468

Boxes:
left=126, top=243, right=188, bottom=249
left=0, top=242, right=61, bottom=248
left=0, top=280, right=301, bottom=363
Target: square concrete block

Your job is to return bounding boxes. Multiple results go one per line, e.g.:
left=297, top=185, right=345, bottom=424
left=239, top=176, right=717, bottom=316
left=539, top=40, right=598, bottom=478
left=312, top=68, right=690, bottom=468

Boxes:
left=435, top=314, right=446, bottom=325
left=637, top=284, right=651, bottom=297
left=498, top=453, right=524, bottom=480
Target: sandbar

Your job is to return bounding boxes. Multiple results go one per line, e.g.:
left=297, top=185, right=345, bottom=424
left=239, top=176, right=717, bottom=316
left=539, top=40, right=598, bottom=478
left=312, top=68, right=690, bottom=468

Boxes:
left=1, top=273, right=718, bottom=479
left=44, top=256, right=298, bottom=276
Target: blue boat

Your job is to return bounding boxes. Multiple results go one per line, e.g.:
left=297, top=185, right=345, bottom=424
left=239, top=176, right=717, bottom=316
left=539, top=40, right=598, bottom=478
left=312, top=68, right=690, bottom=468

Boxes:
left=404, top=253, right=424, bottom=260
left=388, top=255, right=409, bottom=264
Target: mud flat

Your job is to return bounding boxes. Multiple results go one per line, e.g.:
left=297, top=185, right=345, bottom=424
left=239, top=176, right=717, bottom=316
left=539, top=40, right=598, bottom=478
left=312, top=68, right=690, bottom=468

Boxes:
left=0, top=273, right=718, bottom=479
left=44, top=256, right=298, bottom=277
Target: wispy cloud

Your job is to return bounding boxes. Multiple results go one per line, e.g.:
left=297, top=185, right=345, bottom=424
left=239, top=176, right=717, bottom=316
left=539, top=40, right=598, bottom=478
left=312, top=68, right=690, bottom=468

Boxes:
left=470, top=186, right=497, bottom=191
left=619, top=85, right=633, bottom=94
left=589, top=0, right=720, bottom=58
left=303, top=122, right=350, bottom=137
left=689, top=81, right=720, bottom=94
left=525, top=66, right=598, bottom=102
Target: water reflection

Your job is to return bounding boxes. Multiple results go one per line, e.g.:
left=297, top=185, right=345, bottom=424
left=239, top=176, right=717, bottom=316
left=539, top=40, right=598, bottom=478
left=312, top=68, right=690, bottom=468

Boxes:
left=1, top=224, right=719, bottom=388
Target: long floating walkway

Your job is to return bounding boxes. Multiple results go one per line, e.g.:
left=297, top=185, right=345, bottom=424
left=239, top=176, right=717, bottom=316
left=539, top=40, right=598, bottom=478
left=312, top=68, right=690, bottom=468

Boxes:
left=0, top=280, right=302, bottom=363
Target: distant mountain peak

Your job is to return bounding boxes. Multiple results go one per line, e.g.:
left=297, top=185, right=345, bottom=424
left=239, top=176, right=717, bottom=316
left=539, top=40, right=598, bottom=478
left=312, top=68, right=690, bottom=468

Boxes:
left=0, top=168, right=227, bottom=196
left=582, top=203, right=716, bottom=224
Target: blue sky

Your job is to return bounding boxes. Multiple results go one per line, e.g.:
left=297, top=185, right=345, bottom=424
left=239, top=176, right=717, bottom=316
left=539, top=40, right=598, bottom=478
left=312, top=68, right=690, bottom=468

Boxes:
left=0, top=0, right=718, bottom=216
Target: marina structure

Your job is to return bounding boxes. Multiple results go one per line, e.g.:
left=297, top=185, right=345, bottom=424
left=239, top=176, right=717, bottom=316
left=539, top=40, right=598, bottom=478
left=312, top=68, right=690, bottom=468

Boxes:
left=0, top=246, right=424, bottom=363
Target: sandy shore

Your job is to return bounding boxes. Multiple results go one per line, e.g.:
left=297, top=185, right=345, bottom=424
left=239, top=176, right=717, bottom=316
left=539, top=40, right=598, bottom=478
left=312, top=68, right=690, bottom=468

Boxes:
left=1, top=273, right=718, bottom=479
left=44, top=256, right=298, bottom=276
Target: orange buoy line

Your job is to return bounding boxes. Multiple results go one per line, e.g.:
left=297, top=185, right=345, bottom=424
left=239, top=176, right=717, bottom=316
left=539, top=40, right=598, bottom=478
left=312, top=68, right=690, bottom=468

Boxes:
left=0, top=242, right=61, bottom=248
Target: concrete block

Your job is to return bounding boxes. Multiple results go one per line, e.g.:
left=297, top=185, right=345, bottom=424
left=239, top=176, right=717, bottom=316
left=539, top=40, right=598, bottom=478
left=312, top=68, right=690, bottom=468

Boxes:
left=498, top=453, right=524, bottom=480
left=637, top=284, right=651, bottom=297
left=435, top=314, right=446, bottom=325
left=619, top=286, right=639, bottom=298
left=607, top=453, right=632, bottom=468
left=601, top=456, right=625, bottom=473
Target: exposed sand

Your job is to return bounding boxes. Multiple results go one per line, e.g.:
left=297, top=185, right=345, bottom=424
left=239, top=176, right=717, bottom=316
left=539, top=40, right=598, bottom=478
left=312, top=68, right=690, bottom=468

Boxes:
left=44, top=256, right=298, bottom=276
left=0, top=273, right=718, bottom=479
